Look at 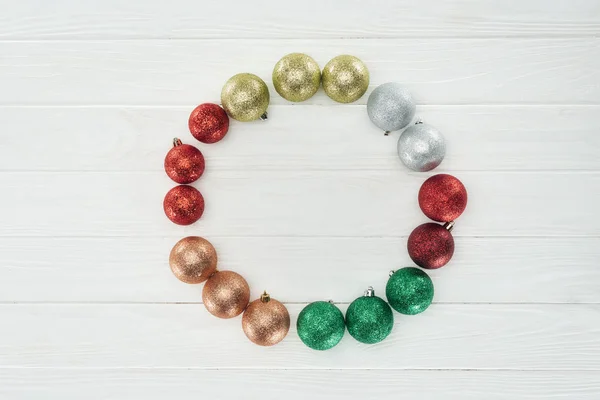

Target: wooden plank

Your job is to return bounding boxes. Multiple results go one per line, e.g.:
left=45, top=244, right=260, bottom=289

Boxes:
left=0, top=369, right=599, bottom=400
left=0, top=39, right=597, bottom=106
left=2, top=105, right=599, bottom=172
left=2, top=0, right=599, bottom=39
left=0, top=304, right=598, bottom=369
left=0, top=236, right=598, bottom=304
left=0, top=171, right=598, bottom=237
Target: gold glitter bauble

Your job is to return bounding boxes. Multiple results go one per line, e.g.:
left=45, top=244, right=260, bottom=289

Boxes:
left=169, top=236, right=217, bottom=284
left=242, top=292, right=290, bottom=346
left=202, top=271, right=250, bottom=319
left=272, top=53, right=321, bottom=102
left=221, top=73, right=270, bottom=122
left=322, top=55, right=369, bottom=103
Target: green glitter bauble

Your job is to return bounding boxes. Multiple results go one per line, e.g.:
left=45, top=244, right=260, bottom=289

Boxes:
left=345, top=294, right=393, bottom=344
left=386, top=267, right=434, bottom=315
left=297, top=301, right=345, bottom=350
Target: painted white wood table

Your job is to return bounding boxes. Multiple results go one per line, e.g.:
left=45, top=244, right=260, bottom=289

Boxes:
left=0, top=1, right=599, bottom=398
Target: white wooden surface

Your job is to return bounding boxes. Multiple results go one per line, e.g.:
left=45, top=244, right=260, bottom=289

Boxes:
left=1, top=1, right=599, bottom=398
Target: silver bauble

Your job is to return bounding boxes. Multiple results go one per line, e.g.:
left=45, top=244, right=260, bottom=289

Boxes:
left=397, top=123, right=445, bottom=172
left=367, top=83, right=416, bottom=132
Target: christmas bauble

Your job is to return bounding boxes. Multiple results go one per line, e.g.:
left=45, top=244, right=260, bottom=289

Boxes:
left=163, top=185, right=205, bottom=225
left=202, top=270, right=250, bottom=319
left=221, top=73, right=270, bottom=122
left=408, top=222, right=455, bottom=269
left=386, top=267, right=434, bottom=315
left=272, top=53, right=321, bottom=102
left=164, top=139, right=205, bottom=184
left=367, top=83, right=415, bottom=133
left=418, top=174, right=467, bottom=222
left=322, top=55, right=369, bottom=103
left=398, top=123, right=445, bottom=172
left=188, top=103, right=229, bottom=144
left=169, top=236, right=217, bottom=284
left=297, top=301, right=345, bottom=350
left=345, top=288, right=393, bottom=344
left=242, top=292, right=290, bottom=346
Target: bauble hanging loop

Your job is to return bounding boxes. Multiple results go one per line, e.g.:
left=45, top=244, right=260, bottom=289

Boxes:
left=367, top=82, right=416, bottom=133
left=221, top=73, right=270, bottom=122
left=322, top=55, right=369, bottom=103
left=386, top=267, right=434, bottom=315
left=345, top=287, right=393, bottom=344
left=397, top=122, right=446, bottom=172
left=272, top=53, right=321, bottom=102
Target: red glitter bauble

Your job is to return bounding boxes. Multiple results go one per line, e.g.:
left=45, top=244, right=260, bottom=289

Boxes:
left=418, top=174, right=467, bottom=222
left=189, top=103, right=229, bottom=144
left=408, top=223, right=455, bottom=269
left=163, top=185, right=205, bottom=225
left=164, top=139, right=205, bottom=184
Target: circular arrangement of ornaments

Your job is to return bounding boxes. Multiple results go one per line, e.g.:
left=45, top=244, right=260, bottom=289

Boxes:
left=162, top=52, right=468, bottom=350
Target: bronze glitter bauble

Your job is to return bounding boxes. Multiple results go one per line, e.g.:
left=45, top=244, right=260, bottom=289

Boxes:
left=164, top=139, right=205, bottom=184
left=242, top=292, right=290, bottom=346
left=221, top=73, right=270, bottom=122
left=163, top=185, right=204, bottom=225
left=188, top=103, right=229, bottom=144
left=322, top=55, right=369, bottom=103
left=202, top=271, right=250, bottom=319
left=272, top=53, right=321, bottom=102
left=169, top=236, right=217, bottom=284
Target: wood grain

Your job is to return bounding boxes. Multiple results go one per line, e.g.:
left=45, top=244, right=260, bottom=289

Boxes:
left=2, top=1, right=600, bottom=396
left=0, top=39, right=597, bottom=106
left=1, top=369, right=598, bottom=400
left=0, top=236, right=597, bottom=304
left=2, top=105, right=599, bottom=172
left=2, top=0, right=599, bottom=39
left=1, top=303, right=598, bottom=369
left=1, top=171, right=597, bottom=237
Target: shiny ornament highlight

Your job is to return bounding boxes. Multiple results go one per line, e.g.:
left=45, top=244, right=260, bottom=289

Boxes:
left=367, top=83, right=415, bottom=133
left=297, top=301, right=345, bottom=351
left=242, top=292, right=290, bottom=346
left=398, top=123, right=445, bottom=172
left=169, top=236, right=217, bottom=284
left=272, top=53, right=321, bottom=102
left=345, top=288, right=393, bottom=344
left=164, top=139, right=205, bottom=184
left=386, top=267, right=434, bottom=315
left=188, top=103, right=229, bottom=144
left=408, top=222, right=455, bottom=269
left=322, top=55, right=369, bottom=103
left=418, top=174, right=468, bottom=222
left=221, top=73, right=270, bottom=122
left=202, top=270, right=250, bottom=319
left=163, top=185, right=205, bottom=225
